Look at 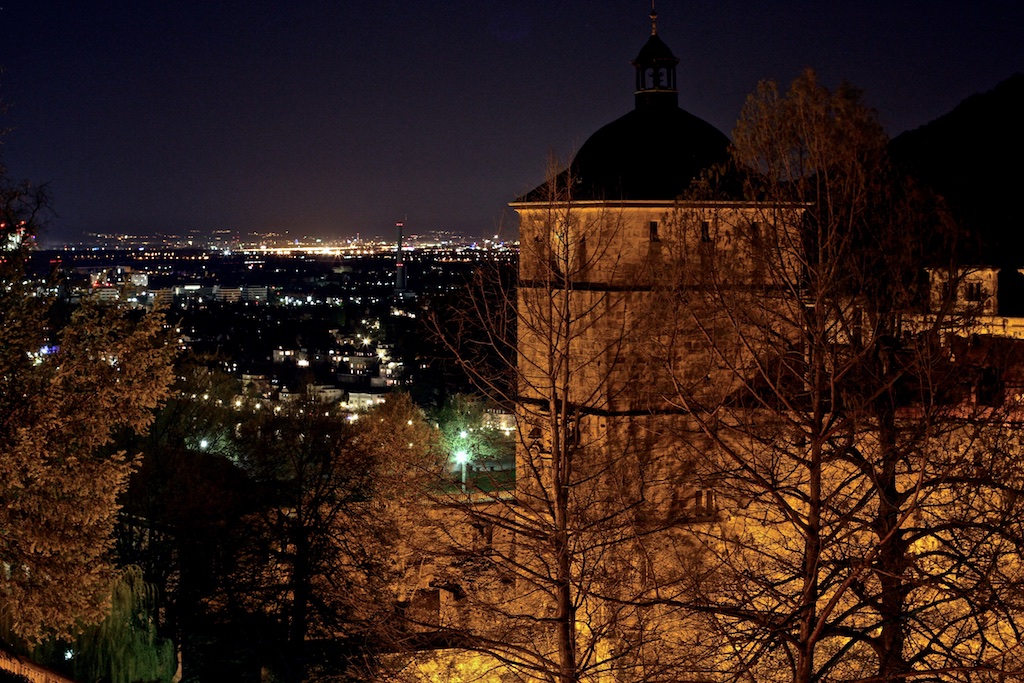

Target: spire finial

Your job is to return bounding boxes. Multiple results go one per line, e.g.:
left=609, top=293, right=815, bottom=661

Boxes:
left=650, top=1, right=658, bottom=35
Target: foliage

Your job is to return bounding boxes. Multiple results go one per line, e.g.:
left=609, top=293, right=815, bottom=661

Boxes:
left=431, top=393, right=514, bottom=490
left=0, top=165, right=175, bottom=643
left=220, top=394, right=438, bottom=682
left=114, top=374, right=441, bottom=682
left=114, top=361, right=258, bottom=681
left=68, top=565, right=177, bottom=683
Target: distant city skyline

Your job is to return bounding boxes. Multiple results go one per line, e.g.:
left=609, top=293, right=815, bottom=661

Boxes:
left=50, top=225, right=507, bottom=252
left=3, top=1, right=1022, bottom=241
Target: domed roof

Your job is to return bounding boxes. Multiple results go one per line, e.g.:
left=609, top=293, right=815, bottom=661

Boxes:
left=515, top=15, right=731, bottom=203
left=568, top=106, right=729, bottom=201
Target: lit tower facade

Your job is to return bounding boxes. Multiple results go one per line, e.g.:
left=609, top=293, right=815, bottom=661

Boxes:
left=510, top=9, right=775, bottom=511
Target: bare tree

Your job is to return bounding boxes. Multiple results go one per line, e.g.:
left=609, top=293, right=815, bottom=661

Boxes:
left=404, top=161, right=712, bottom=683
left=647, top=70, right=1024, bottom=683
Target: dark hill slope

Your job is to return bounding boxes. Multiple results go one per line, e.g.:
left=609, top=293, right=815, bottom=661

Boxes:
left=891, top=73, right=1024, bottom=267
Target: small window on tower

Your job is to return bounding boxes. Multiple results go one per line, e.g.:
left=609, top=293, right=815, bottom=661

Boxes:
left=965, top=281, right=983, bottom=302
left=649, top=221, right=660, bottom=242
left=700, top=221, right=711, bottom=243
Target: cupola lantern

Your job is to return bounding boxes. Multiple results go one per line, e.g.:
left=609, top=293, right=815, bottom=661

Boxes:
left=631, top=7, right=679, bottom=109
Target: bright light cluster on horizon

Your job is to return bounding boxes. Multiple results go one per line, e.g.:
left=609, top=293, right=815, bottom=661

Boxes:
left=52, top=230, right=517, bottom=255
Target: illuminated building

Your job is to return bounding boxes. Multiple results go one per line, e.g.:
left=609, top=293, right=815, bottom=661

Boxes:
left=510, top=7, right=764, bottom=514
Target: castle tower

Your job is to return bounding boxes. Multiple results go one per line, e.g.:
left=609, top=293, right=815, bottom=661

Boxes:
left=510, top=10, right=754, bottom=511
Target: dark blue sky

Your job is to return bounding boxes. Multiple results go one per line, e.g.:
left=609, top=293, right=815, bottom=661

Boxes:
left=2, top=1, right=1022, bottom=243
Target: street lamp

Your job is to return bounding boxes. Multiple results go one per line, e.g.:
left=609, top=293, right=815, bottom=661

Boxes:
left=454, top=449, right=469, bottom=492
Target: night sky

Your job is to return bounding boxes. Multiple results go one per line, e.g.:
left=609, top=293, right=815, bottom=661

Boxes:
left=2, top=1, right=1022, bottom=243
